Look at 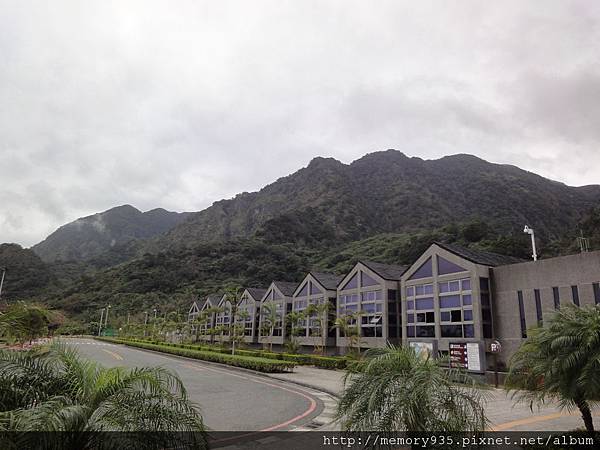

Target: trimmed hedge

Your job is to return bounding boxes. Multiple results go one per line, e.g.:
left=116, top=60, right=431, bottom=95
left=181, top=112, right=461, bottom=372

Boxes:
left=96, top=337, right=295, bottom=373
left=97, top=337, right=347, bottom=370
left=109, top=339, right=348, bottom=369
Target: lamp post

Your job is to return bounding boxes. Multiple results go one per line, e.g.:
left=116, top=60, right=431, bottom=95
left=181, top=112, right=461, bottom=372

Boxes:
left=0, top=267, right=6, bottom=306
left=98, top=308, right=105, bottom=336
left=523, top=225, right=538, bottom=261
left=104, top=304, right=111, bottom=330
left=144, top=311, right=149, bottom=337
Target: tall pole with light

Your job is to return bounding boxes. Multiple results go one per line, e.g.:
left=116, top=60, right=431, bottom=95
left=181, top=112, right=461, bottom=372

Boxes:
left=523, top=225, right=538, bottom=261
left=104, top=304, right=111, bottom=331
left=98, top=308, right=105, bottom=336
left=0, top=267, right=6, bottom=306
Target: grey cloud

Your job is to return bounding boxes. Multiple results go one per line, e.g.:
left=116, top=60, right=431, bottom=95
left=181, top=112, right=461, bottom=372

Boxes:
left=0, top=1, right=599, bottom=247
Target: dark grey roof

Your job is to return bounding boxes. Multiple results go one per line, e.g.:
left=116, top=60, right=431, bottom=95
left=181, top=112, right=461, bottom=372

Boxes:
left=434, top=242, right=524, bottom=267
left=273, top=281, right=299, bottom=296
left=360, top=261, right=408, bottom=281
left=195, top=298, right=207, bottom=310
left=310, top=272, right=344, bottom=290
left=204, top=294, right=221, bottom=306
left=245, top=287, right=267, bottom=301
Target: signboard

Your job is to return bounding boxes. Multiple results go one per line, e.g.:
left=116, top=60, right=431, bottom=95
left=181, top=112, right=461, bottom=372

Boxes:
left=466, top=343, right=481, bottom=372
left=449, top=343, right=468, bottom=369
left=489, top=340, right=502, bottom=353
left=409, top=341, right=435, bottom=360
left=449, top=342, right=483, bottom=372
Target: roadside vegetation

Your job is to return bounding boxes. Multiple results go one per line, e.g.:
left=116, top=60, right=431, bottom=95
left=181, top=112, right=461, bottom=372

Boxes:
left=336, top=344, right=488, bottom=432
left=0, top=343, right=206, bottom=449
left=98, top=338, right=296, bottom=373
left=506, top=305, right=600, bottom=437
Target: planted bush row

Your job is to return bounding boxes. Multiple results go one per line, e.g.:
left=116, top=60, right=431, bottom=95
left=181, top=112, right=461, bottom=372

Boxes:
left=111, top=338, right=348, bottom=369
left=96, top=338, right=296, bottom=373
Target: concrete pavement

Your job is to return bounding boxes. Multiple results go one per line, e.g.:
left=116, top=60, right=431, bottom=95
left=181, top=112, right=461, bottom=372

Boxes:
left=63, top=338, right=335, bottom=432
left=266, top=366, right=598, bottom=432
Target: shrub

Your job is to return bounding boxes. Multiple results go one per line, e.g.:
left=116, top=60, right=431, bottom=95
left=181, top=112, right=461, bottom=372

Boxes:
left=97, top=338, right=295, bottom=373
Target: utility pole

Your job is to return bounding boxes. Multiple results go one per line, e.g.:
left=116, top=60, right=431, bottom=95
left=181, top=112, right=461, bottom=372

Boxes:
left=98, top=308, right=105, bottom=336
left=144, top=311, right=148, bottom=337
left=523, top=225, right=538, bottom=261
left=0, top=267, right=6, bottom=306
left=104, top=304, right=111, bottom=330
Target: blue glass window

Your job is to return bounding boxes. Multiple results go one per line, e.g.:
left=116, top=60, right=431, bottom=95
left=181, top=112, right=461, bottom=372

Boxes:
left=407, top=300, right=414, bottom=310
left=552, top=287, right=560, bottom=310
left=441, top=311, right=450, bottom=321
left=481, top=293, right=490, bottom=307
left=437, top=256, right=467, bottom=275
left=341, top=273, right=358, bottom=290
left=361, top=271, right=379, bottom=287
left=297, top=282, right=308, bottom=297
left=480, top=278, right=490, bottom=291
left=310, top=282, right=322, bottom=295
left=407, top=313, right=414, bottom=323
left=406, top=286, right=414, bottom=297
left=415, top=298, right=434, bottom=310
left=463, top=309, right=473, bottom=321
left=518, top=291, right=527, bottom=338
left=407, top=326, right=415, bottom=337
left=571, top=285, right=580, bottom=306
left=464, top=324, right=474, bottom=338
left=534, top=289, right=543, bottom=325
left=462, top=294, right=472, bottom=306
left=440, top=295, right=461, bottom=308
left=408, top=257, right=433, bottom=280
left=461, top=279, right=471, bottom=291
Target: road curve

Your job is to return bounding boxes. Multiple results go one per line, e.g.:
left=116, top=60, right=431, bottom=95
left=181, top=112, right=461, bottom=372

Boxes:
left=64, top=338, right=325, bottom=431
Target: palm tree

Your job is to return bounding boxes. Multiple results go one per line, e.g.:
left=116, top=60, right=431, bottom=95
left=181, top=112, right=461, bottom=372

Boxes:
left=0, top=302, right=54, bottom=346
left=0, top=343, right=206, bottom=449
left=336, top=344, right=488, bottom=432
left=306, top=302, right=332, bottom=355
left=505, top=305, right=600, bottom=435
left=333, top=312, right=361, bottom=355
left=262, top=302, right=278, bottom=352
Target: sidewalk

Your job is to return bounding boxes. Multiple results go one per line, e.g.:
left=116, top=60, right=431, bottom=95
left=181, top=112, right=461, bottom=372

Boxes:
left=264, top=366, right=597, bottom=432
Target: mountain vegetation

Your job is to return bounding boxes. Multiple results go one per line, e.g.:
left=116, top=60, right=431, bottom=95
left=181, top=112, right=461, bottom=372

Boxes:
left=32, top=205, right=190, bottom=263
left=1, top=151, right=599, bottom=327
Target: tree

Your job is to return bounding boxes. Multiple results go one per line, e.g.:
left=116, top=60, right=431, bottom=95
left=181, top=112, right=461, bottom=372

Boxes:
left=261, top=302, right=278, bottom=352
left=505, top=305, right=600, bottom=435
left=306, top=302, right=333, bottom=355
left=333, top=312, right=361, bottom=355
left=0, top=343, right=206, bottom=449
left=0, top=302, right=53, bottom=345
left=284, top=311, right=305, bottom=354
left=336, top=344, right=488, bottom=432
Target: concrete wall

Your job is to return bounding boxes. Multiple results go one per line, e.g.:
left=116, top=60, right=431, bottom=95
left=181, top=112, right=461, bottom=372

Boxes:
left=491, top=250, right=600, bottom=367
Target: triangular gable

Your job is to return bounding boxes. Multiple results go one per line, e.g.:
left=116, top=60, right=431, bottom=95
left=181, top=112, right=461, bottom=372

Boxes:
left=340, top=272, right=358, bottom=290
left=188, top=301, right=199, bottom=315
left=310, top=282, right=322, bottom=295
left=360, top=271, right=379, bottom=287
left=408, top=257, right=433, bottom=280
left=297, top=282, right=309, bottom=297
left=437, top=255, right=467, bottom=275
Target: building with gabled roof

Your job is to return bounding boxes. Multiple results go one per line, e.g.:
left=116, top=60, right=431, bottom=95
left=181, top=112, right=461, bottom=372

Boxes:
left=236, top=287, right=267, bottom=344
left=292, top=271, right=342, bottom=350
left=336, top=261, right=407, bottom=351
left=258, top=281, right=298, bottom=348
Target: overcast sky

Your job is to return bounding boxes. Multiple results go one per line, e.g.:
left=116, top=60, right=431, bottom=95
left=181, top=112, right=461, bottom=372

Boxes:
left=1, top=1, right=599, bottom=247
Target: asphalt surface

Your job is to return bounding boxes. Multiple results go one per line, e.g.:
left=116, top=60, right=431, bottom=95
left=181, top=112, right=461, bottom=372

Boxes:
left=63, top=338, right=325, bottom=431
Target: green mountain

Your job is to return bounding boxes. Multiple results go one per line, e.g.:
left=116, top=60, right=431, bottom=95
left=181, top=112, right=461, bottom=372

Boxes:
left=152, top=151, right=600, bottom=251
left=3, top=150, right=600, bottom=325
left=32, top=205, right=191, bottom=263
left=0, top=244, right=55, bottom=301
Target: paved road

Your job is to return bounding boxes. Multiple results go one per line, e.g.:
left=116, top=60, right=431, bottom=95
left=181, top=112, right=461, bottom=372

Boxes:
left=64, top=338, right=325, bottom=431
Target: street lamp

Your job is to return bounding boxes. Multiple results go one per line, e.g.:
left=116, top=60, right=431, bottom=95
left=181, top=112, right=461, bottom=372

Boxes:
left=104, top=304, right=111, bottom=330
left=144, top=311, right=149, bottom=337
left=0, top=267, right=6, bottom=306
left=523, top=225, right=538, bottom=261
left=98, top=308, right=105, bottom=336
